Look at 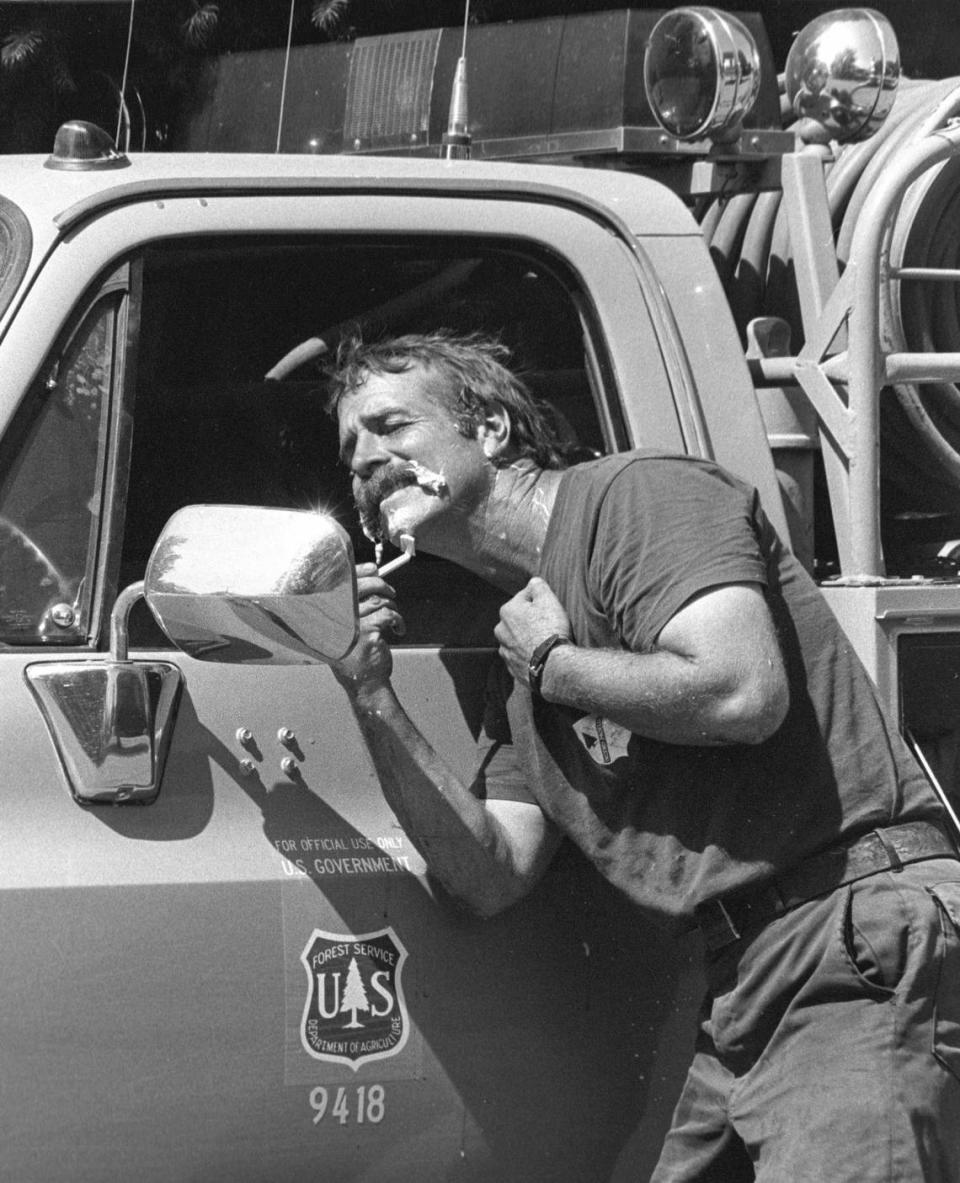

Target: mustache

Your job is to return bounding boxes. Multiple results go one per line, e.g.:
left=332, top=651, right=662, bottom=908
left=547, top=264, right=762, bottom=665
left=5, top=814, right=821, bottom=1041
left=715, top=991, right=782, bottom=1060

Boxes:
left=353, top=465, right=418, bottom=540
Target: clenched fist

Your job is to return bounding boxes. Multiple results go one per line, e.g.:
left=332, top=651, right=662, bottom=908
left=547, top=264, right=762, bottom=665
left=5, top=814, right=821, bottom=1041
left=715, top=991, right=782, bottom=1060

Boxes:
left=494, top=576, right=572, bottom=689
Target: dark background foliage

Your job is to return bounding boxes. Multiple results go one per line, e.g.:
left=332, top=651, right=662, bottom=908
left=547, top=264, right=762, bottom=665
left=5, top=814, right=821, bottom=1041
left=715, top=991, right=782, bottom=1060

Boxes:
left=0, top=1, right=955, bottom=153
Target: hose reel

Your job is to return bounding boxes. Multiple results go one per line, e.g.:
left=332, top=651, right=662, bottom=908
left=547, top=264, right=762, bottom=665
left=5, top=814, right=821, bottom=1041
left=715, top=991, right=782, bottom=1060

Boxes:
left=701, top=73, right=960, bottom=569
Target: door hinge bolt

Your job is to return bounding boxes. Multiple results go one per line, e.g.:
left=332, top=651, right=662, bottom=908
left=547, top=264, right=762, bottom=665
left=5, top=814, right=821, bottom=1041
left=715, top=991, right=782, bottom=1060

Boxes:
left=49, top=602, right=76, bottom=629
left=236, top=727, right=254, bottom=747
left=278, top=727, right=296, bottom=746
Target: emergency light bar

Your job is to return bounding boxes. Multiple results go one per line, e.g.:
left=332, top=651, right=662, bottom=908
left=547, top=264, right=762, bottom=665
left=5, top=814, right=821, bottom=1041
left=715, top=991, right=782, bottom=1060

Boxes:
left=177, top=9, right=786, bottom=160
left=174, top=7, right=899, bottom=168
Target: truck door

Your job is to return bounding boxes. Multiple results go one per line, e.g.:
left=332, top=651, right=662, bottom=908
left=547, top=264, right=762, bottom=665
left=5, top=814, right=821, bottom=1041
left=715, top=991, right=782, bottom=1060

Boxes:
left=0, top=189, right=704, bottom=1182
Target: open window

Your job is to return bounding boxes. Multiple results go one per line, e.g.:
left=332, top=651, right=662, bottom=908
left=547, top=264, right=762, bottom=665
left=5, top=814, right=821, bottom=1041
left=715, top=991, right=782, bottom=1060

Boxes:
left=117, top=234, right=612, bottom=649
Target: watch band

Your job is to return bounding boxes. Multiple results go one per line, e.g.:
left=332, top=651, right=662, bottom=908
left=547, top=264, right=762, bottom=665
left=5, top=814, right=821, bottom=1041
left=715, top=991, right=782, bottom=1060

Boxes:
left=528, top=633, right=572, bottom=697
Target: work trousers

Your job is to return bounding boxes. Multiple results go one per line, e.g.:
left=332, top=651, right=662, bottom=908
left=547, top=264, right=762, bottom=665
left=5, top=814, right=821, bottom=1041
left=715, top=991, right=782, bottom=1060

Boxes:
left=651, top=858, right=960, bottom=1182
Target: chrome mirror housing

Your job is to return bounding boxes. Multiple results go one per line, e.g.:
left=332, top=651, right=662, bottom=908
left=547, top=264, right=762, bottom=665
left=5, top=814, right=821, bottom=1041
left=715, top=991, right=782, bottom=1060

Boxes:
left=784, top=8, right=900, bottom=143
left=143, top=505, right=359, bottom=665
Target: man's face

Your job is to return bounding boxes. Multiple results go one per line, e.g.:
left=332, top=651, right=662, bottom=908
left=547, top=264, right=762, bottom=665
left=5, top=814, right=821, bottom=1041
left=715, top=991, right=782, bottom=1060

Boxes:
left=337, top=365, right=493, bottom=550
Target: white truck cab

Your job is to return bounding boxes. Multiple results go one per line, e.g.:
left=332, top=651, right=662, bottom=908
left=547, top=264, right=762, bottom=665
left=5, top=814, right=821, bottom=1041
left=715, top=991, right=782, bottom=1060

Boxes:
left=1, top=7, right=959, bottom=1180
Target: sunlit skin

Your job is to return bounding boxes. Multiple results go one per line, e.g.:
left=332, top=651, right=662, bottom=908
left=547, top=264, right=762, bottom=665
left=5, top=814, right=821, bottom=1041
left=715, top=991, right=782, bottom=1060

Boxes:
left=337, top=365, right=563, bottom=589
left=330, top=361, right=789, bottom=917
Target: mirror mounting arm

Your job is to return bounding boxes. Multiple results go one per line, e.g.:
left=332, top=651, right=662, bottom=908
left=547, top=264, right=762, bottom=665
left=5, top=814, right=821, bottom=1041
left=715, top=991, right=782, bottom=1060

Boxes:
left=110, top=579, right=145, bottom=662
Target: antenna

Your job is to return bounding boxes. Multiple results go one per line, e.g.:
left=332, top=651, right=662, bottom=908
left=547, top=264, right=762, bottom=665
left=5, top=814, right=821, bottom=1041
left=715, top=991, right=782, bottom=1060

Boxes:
left=442, top=0, right=472, bottom=159
left=115, top=0, right=137, bottom=149
left=276, top=0, right=297, bottom=153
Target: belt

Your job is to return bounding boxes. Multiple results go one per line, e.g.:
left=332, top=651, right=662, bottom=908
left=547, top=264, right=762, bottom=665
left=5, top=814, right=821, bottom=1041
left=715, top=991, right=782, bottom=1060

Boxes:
left=695, top=820, right=958, bottom=953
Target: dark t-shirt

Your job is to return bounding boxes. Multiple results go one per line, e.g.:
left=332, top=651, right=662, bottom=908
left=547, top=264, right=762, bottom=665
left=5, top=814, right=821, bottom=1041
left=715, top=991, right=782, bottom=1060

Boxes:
left=480, top=452, right=941, bottom=927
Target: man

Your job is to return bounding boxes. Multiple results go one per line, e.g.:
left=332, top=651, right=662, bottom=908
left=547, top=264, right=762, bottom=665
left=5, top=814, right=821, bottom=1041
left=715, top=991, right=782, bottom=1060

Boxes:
left=326, top=329, right=960, bottom=1182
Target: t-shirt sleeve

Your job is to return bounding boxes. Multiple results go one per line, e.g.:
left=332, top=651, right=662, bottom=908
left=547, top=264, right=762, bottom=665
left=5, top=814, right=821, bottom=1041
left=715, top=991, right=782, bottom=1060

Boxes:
left=592, top=458, right=769, bottom=650
left=472, top=660, right=538, bottom=805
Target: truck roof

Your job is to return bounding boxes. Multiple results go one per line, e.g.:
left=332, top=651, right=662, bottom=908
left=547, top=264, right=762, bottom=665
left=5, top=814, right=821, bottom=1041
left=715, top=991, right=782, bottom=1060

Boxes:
left=0, top=146, right=700, bottom=248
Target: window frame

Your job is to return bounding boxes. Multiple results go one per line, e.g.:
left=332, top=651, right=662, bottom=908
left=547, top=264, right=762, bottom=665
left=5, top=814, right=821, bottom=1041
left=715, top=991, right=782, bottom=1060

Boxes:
left=116, top=231, right=617, bottom=651
left=0, top=263, right=132, bottom=648
left=0, top=189, right=680, bottom=652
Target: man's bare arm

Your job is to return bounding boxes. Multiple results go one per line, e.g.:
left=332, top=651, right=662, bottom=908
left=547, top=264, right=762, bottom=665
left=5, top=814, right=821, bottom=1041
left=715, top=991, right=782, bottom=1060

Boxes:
left=496, top=579, right=789, bottom=746
left=331, top=565, right=559, bottom=917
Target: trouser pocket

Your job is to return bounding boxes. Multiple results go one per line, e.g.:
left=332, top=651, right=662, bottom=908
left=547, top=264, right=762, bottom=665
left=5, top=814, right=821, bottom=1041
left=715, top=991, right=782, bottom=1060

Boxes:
left=928, top=880, right=960, bottom=1082
left=842, top=874, right=906, bottom=996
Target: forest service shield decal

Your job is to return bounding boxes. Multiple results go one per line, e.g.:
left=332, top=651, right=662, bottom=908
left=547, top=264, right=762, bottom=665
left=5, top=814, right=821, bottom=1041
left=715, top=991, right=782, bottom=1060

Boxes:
left=300, top=927, right=409, bottom=1070
left=573, top=714, right=632, bottom=765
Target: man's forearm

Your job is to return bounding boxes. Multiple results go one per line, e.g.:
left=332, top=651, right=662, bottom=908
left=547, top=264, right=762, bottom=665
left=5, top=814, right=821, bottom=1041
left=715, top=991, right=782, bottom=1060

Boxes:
left=539, top=643, right=786, bottom=746
left=497, top=580, right=788, bottom=747
left=344, top=682, right=551, bottom=916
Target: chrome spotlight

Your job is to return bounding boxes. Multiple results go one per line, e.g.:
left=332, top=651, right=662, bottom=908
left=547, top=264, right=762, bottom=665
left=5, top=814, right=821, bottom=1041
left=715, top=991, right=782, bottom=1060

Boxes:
left=784, top=8, right=900, bottom=143
left=644, top=7, right=761, bottom=142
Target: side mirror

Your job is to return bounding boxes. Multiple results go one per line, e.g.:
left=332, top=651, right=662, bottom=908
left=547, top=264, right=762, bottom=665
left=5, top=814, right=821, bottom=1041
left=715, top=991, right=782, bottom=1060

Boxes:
left=143, top=505, right=359, bottom=664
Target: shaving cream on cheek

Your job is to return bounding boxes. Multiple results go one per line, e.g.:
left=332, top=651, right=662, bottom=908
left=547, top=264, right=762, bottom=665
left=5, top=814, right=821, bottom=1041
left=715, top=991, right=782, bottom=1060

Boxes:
left=378, top=483, right=430, bottom=543
left=405, top=459, right=448, bottom=494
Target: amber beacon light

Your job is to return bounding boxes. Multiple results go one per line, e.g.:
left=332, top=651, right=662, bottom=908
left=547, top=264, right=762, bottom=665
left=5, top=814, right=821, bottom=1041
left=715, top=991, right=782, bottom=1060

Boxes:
left=643, top=7, right=761, bottom=142
left=43, top=119, right=129, bottom=171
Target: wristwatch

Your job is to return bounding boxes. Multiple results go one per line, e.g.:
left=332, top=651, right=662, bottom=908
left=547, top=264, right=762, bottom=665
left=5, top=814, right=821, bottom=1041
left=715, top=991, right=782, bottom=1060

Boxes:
left=527, top=633, right=572, bottom=697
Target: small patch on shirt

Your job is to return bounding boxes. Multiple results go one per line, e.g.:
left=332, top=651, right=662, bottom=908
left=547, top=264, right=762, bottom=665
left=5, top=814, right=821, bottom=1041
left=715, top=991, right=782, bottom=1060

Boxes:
left=573, top=715, right=632, bottom=766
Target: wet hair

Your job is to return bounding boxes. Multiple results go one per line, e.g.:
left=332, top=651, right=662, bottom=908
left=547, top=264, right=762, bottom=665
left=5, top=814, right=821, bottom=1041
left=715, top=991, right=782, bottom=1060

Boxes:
left=324, top=330, right=573, bottom=470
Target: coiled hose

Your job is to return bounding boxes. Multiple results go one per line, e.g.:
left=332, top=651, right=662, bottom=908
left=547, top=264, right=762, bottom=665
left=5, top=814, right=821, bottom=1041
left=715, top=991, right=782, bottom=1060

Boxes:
left=701, top=77, right=960, bottom=535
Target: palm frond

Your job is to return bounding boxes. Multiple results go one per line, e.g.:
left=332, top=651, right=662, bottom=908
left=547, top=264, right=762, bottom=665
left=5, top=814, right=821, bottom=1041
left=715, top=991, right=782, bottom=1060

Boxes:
left=182, top=3, right=220, bottom=49
left=312, top=0, right=352, bottom=34
left=1, top=29, right=44, bottom=70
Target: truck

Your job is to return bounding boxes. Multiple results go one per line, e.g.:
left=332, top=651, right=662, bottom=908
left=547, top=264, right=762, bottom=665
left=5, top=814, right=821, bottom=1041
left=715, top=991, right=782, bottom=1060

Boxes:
left=1, top=6, right=959, bottom=1180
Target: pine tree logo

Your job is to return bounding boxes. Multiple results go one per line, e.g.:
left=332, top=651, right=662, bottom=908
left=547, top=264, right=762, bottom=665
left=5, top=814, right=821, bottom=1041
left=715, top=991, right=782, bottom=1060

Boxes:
left=341, top=957, right=369, bottom=1028
left=299, top=928, right=409, bottom=1069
